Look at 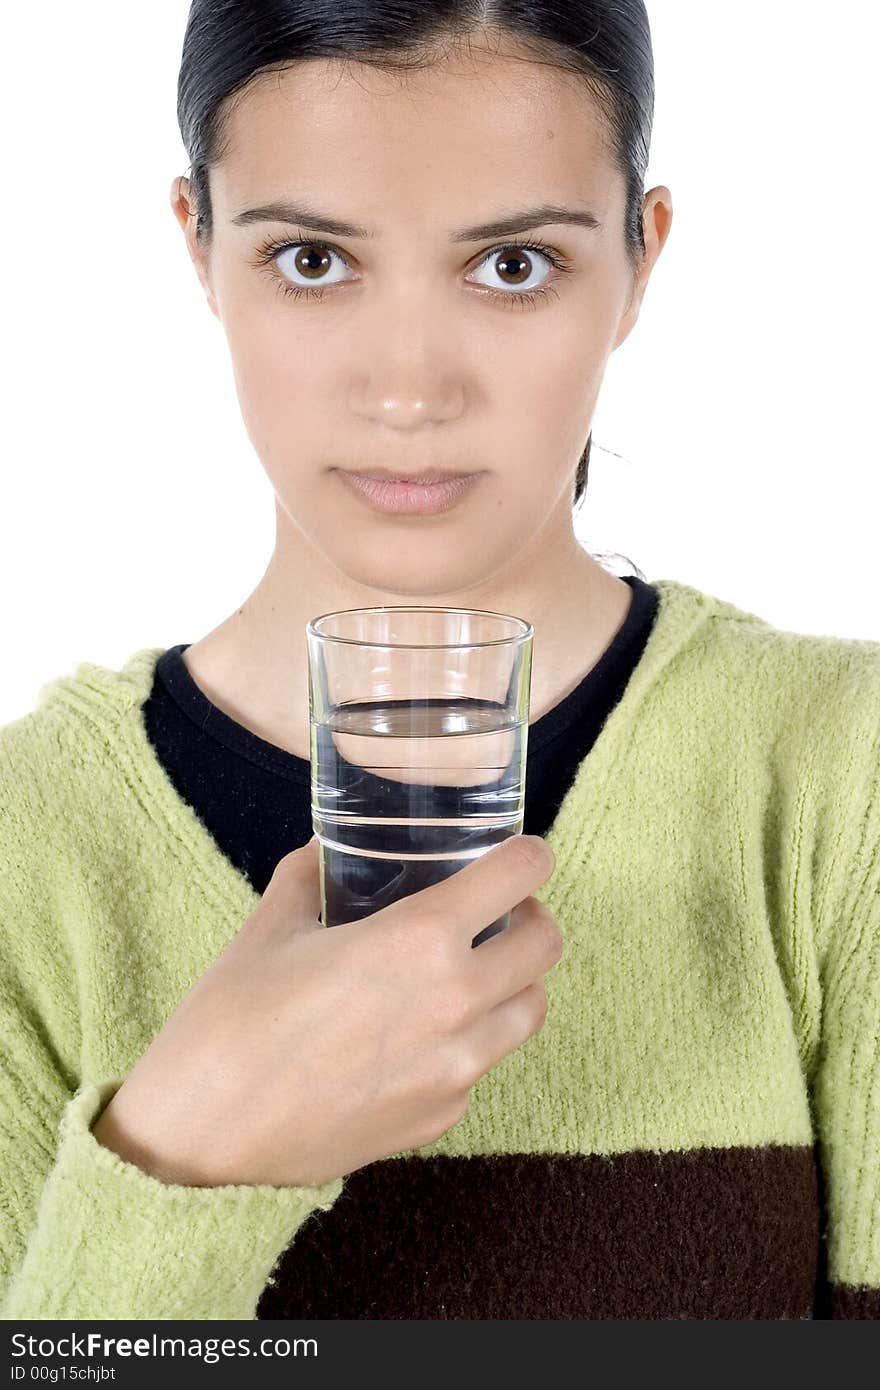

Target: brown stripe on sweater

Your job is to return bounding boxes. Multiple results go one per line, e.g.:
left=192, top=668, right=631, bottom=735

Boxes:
left=816, top=1284, right=880, bottom=1319
left=257, top=1144, right=821, bottom=1320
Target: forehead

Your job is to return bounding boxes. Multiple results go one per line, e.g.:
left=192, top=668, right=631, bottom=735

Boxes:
left=211, top=47, right=619, bottom=223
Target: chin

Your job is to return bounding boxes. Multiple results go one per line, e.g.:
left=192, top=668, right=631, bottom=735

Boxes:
left=335, top=553, right=491, bottom=600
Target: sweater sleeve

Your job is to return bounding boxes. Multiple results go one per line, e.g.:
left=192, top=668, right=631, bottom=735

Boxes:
left=0, top=983, right=344, bottom=1321
left=0, top=711, right=345, bottom=1321
left=809, top=649, right=880, bottom=1318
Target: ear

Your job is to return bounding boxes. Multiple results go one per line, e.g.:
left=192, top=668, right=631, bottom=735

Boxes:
left=169, top=175, right=220, bottom=320
left=613, top=186, right=674, bottom=350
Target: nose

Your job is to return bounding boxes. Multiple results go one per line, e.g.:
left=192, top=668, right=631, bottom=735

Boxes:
left=350, top=379, right=466, bottom=432
left=348, top=323, right=466, bottom=432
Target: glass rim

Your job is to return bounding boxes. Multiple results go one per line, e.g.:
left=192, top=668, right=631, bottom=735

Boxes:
left=306, top=604, right=534, bottom=650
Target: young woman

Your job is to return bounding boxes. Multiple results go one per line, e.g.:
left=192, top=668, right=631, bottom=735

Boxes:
left=1, top=2, right=878, bottom=1321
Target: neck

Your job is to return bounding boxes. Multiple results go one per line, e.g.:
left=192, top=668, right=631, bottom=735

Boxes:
left=181, top=503, right=633, bottom=760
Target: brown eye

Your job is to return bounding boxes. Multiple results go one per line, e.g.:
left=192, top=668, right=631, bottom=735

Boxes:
left=469, top=244, right=557, bottom=298
left=270, top=241, right=352, bottom=291
left=290, top=245, right=333, bottom=280
left=495, top=251, right=533, bottom=285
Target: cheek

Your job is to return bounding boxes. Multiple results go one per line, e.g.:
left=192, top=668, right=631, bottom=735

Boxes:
left=224, top=313, right=325, bottom=449
left=510, top=324, right=604, bottom=456
left=214, top=263, right=317, bottom=419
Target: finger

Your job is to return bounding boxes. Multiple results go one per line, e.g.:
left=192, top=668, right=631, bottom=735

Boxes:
left=457, top=979, right=549, bottom=1082
left=262, top=836, right=323, bottom=928
left=466, top=898, right=563, bottom=1013
left=380, top=834, right=555, bottom=942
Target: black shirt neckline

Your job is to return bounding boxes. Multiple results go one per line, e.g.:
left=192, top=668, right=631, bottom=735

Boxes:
left=151, top=573, right=657, bottom=785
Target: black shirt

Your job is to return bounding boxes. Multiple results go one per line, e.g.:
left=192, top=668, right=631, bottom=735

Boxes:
left=142, top=573, right=659, bottom=897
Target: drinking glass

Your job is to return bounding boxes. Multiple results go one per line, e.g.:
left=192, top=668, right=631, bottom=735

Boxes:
left=306, top=606, right=533, bottom=947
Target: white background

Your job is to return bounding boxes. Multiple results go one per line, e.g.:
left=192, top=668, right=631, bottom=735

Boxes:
left=1, top=2, right=877, bottom=723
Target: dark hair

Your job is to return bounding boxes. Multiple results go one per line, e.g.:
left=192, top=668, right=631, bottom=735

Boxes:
left=176, top=1, right=654, bottom=528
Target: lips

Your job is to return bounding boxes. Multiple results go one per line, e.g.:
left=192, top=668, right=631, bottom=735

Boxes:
left=335, top=469, right=483, bottom=516
left=341, top=470, right=471, bottom=484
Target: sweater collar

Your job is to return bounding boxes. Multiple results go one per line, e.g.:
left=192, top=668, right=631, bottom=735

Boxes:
left=35, top=577, right=718, bottom=922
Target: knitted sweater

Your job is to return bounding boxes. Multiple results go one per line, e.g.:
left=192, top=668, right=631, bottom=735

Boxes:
left=1, top=577, right=878, bottom=1320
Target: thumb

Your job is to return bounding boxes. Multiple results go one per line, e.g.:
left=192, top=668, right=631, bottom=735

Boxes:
left=261, top=835, right=323, bottom=928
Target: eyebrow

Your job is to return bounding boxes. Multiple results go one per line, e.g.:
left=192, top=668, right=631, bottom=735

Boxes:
left=229, top=200, right=603, bottom=241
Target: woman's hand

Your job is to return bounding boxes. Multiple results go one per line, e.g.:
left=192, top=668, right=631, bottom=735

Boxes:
left=92, top=833, right=561, bottom=1188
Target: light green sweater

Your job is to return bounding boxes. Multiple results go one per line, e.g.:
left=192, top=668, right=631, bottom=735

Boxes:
left=1, top=577, right=878, bottom=1320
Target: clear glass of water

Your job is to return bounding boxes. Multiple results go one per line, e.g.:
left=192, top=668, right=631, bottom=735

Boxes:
left=306, top=606, right=534, bottom=947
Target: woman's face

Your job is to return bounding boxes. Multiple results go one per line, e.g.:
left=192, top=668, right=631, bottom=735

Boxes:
left=174, top=43, right=655, bottom=598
